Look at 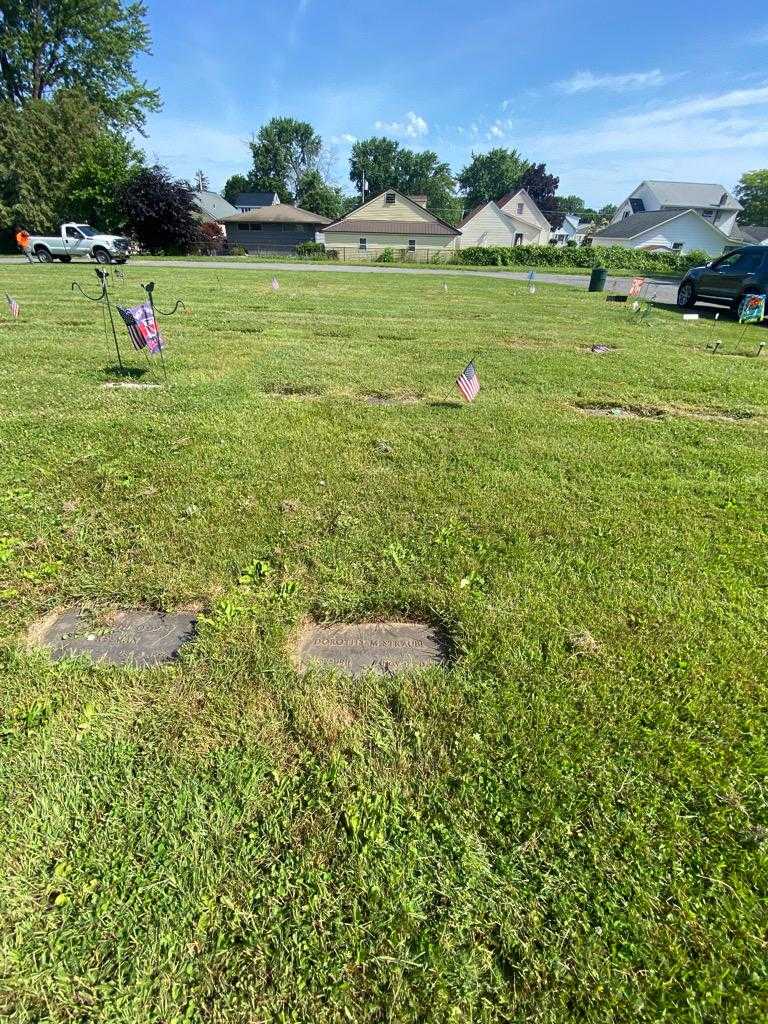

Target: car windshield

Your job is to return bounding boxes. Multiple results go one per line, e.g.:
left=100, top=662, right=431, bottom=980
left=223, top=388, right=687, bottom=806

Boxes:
left=75, top=225, right=96, bottom=237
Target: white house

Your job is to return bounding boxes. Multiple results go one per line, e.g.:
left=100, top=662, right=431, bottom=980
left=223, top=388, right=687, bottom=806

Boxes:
left=592, top=208, right=733, bottom=257
left=610, top=180, right=742, bottom=239
left=459, top=188, right=551, bottom=247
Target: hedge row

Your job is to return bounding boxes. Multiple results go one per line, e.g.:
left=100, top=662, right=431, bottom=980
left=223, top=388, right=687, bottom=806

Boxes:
left=457, top=244, right=711, bottom=275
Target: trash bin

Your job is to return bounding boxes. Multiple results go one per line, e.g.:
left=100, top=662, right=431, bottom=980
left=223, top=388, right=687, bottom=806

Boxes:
left=588, top=267, right=608, bottom=292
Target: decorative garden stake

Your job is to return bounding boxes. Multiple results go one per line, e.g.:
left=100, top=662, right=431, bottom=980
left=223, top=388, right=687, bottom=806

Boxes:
left=139, top=281, right=185, bottom=382
left=71, top=268, right=124, bottom=370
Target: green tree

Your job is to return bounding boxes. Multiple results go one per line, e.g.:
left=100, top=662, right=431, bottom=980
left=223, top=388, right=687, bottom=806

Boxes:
left=735, top=170, right=768, bottom=224
left=456, top=148, right=530, bottom=209
left=67, top=132, right=144, bottom=229
left=556, top=195, right=586, bottom=215
left=249, top=117, right=323, bottom=201
left=295, top=169, right=344, bottom=219
left=0, top=89, right=104, bottom=232
left=349, top=137, right=458, bottom=221
left=118, top=165, right=200, bottom=253
left=0, top=0, right=160, bottom=131
left=222, top=174, right=251, bottom=204
left=194, top=169, right=209, bottom=191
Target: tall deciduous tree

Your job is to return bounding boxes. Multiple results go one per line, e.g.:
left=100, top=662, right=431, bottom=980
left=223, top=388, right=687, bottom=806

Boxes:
left=249, top=117, right=323, bottom=201
left=456, top=148, right=530, bottom=210
left=295, top=170, right=344, bottom=219
left=194, top=170, right=209, bottom=192
left=222, top=174, right=251, bottom=205
left=349, top=137, right=459, bottom=222
left=0, top=0, right=160, bottom=131
left=67, top=131, right=144, bottom=229
left=735, top=169, right=768, bottom=225
left=118, top=165, right=200, bottom=252
left=0, top=90, right=105, bottom=232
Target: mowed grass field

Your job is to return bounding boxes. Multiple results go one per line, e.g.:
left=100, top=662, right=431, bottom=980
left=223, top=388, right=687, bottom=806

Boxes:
left=1, top=264, right=767, bottom=1023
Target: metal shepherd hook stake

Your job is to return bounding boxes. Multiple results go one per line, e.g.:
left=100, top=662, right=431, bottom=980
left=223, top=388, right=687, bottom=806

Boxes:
left=140, top=281, right=185, bottom=383
left=71, top=268, right=124, bottom=370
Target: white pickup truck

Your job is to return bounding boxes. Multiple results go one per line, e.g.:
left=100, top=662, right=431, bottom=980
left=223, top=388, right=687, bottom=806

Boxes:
left=26, top=223, right=133, bottom=264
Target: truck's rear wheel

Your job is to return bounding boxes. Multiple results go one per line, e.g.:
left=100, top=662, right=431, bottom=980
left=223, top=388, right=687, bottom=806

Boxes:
left=35, top=247, right=53, bottom=263
left=93, top=248, right=111, bottom=264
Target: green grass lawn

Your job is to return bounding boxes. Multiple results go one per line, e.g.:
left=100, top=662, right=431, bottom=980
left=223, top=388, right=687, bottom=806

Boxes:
left=1, top=265, right=767, bottom=1023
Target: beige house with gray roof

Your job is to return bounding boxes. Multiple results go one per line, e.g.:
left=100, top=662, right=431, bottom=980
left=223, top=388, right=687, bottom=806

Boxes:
left=321, top=189, right=460, bottom=259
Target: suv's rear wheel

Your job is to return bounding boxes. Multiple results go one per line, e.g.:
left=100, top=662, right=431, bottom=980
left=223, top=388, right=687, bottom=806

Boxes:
left=677, top=281, right=696, bottom=308
left=93, top=248, right=111, bottom=264
left=35, top=246, right=53, bottom=263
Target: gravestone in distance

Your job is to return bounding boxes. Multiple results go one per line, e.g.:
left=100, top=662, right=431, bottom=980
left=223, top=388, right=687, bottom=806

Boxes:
left=296, top=621, right=446, bottom=677
left=40, top=607, right=197, bottom=667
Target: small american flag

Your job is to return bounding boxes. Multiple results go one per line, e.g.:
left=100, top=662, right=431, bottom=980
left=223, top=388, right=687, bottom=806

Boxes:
left=628, top=277, right=645, bottom=298
left=271, top=276, right=280, bottom=291
left=456, top=360, right=480, bottom=402
left=5, top=293, right=19, bottom=318
left=116, top=302, right=164, bottom=354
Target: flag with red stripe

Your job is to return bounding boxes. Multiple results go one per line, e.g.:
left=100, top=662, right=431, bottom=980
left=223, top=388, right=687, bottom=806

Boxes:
left=5, top=293, right=19, bottom=318
left=456, top=360, right=480, bottom=402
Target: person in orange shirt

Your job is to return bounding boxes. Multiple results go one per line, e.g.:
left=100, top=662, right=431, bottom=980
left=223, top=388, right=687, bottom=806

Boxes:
left=14, top=227, right=33, bottom=263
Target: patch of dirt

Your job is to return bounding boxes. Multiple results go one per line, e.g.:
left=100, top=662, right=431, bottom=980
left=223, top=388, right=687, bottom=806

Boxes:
left=576, top=402, right=665, bottom=419
left=268, top=385, right=321, bottom=398
left=566, top=630, right=603, bottom=657
left=101, top=382, right=161, bottom=390
left=584, top=344, right=617, bottom=354
left=673, top=406, right=756, bottom=423
left=362, top=394, right=420, bottom=405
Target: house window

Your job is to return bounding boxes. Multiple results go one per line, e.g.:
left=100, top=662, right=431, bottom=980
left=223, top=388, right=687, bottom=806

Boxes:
left=239, top=223, right=250, bottom=230
left=251, top=224, right=262, bottom=231
left=359, top=237, right=367, bottom=251
left=623, top=210, right=631, bottom=219
left=408, top=239, right=416, bottom=252
left=514, top=233, right=524, bottom=246
left=672, top=242, right=683, bottom=251
left=385, top=193, right=396, bottom=205
left=516, top=203, right=524, bottom=215
left=702, top=210, right=714, bottom=220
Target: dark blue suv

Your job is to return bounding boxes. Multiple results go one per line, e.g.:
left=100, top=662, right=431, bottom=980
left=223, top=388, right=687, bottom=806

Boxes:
left=677, top=245, right=768, bottom=314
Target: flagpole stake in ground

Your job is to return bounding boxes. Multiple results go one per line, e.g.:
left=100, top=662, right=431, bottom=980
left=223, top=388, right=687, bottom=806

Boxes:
left=5, top=293, right=21, bottom=319
left=456, top=358, right=480, bottom=403
left=71, top=270, right=124, bottom=371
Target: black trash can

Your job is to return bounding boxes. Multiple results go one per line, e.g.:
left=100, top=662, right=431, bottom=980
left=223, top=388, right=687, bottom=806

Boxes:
left=588, top=266, right=608, bottom=292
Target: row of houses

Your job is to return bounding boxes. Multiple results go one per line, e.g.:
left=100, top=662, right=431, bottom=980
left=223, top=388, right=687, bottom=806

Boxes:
left=193, top=180, right=768, bottom=260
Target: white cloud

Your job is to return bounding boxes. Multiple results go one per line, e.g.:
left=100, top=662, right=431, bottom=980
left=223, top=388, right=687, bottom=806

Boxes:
left=330, top=132, right=357, bottom=145
left=556, top=68, right=669, bottom=94
left=374, top=111, right=429, bottom=138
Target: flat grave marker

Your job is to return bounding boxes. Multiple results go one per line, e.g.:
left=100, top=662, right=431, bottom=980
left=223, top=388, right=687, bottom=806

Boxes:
left=296, top=621, right=447, bottom=677
left=36, top=607, right=197, bottom=667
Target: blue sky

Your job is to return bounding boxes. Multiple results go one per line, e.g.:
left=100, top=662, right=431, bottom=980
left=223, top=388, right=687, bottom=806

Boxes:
left=134, top=0, right=768, bottom=207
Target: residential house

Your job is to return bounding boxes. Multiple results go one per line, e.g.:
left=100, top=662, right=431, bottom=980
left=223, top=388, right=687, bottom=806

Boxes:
left=592, top=209, right=733, bottom=257
left=458, top=189, right=552, bottom=248
left=222, top=204, right=332, bottom=253
left=598, top=180, right=743, bottom=255
left=191, top=190, right=239, bottom=235
left=551, top=212, right=584, bottom=245
left=321, top=189, right=460, bottom=258
left=233, top=192, right=280, bottom=212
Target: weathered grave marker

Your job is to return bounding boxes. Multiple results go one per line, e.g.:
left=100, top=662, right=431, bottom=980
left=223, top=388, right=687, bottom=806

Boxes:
left=296, top=621, right=446, bottom=677
left=37, top=607, right=197, bottom=667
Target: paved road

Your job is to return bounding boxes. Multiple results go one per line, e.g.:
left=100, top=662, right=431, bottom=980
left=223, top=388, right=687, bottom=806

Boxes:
left=0, top=255, right=682, bottom=304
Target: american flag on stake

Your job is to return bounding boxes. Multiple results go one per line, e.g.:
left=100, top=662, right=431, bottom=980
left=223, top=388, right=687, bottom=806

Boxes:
left=456, top=360, right=480, bottom=402
left=271, top=276, right=280, bottom=291
left=5, top=293, right=19, bottom=318
left=116, top=302, right=164, bottom=354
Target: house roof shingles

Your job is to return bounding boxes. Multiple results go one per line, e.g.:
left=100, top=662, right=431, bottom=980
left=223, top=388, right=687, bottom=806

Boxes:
left=594, top=209, right=700, bottom=239
left=192, top=190, right=239, bottom=222
left=234, top=192, right=279, bottom=207
left=222, top=204, right=332, bottom=226
left=643, top=180, right=742, bottom=211
left=740, top=224, right=768, bottom=243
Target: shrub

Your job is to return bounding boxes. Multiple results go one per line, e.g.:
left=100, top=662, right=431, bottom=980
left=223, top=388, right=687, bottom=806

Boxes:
left=376, top=248, right=395, bottom=263
left=457, top=244, right=714, bottom=275
left=197, top=222, right=225, bottom=255
left=227, top=245, right=247, bottom=256
left=295, top=241, right=325, bottom=258
left=325, top=249, right=340, bottom=260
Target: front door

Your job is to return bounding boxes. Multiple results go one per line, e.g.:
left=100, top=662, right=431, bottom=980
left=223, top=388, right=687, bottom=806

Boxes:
left=63, top=225, right=86, bottom=256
